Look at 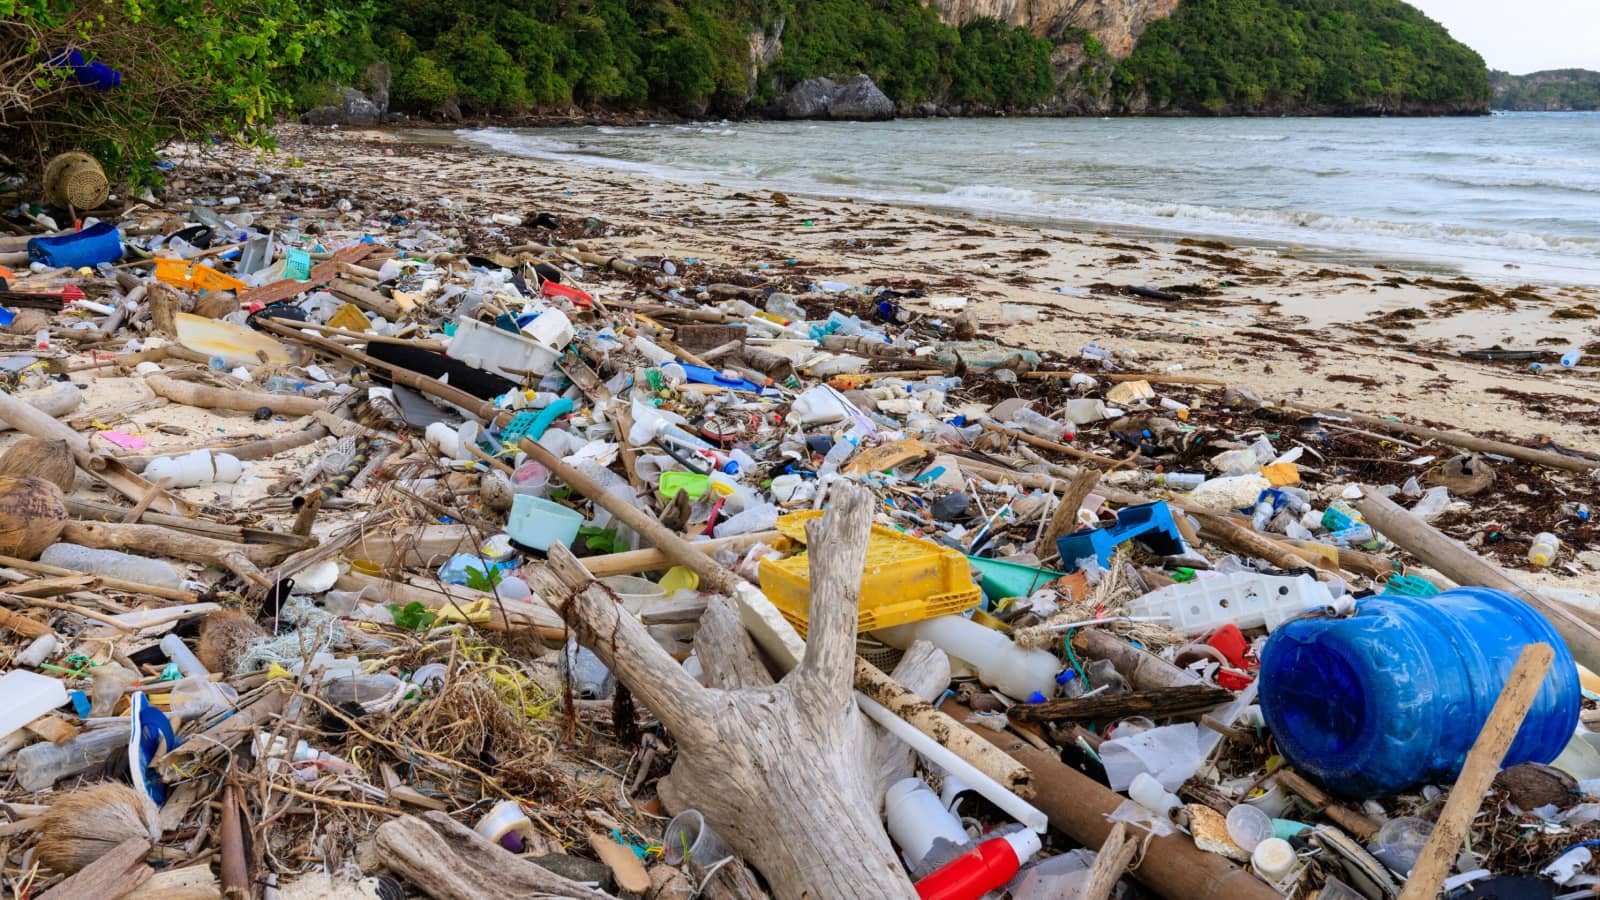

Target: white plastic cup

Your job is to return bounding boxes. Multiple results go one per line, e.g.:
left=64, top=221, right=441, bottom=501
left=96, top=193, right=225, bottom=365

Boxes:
left=661, top=809, right=735, bottom=869
left=1226, top=803, right=1274, bottom=852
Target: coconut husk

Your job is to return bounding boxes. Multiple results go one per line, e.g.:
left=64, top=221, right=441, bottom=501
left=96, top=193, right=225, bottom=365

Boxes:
left=193, top=292, right=239, bottom=320
left=0, top=437, right=75, bottom=492
left=5, top=309, right=49, bottom=336
left=0, top=476, right=67, bottom=559
left=35, top=782, right=159, bottom=874
left=198, top=608, right=267, bottom=675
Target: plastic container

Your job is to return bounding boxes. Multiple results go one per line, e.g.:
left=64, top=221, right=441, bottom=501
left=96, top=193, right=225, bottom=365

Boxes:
left=759, top=511, right=980, bottom=636
left=509, top=461, right=550, bottom=496
left=1251, top=838, right=1296, bottom=880
left=1370, top=816, right=1433, bottom=875
left=476, top=800, right=538, bottom=851
left=448, top=315, right=559, bottom=378
left=601, top=575, right=667, bottom=614
left=914, top=831, right=1041, bottom=900
left=507, top=494, right=585, bottom=551
left=319, top=672, right=407, bottom=711
left=1127, top=771, right=1181, bottom=819
left=1529, top=532, right=1561, bottom=567
left=521, top=309, right=574, bottom=350
left=145, top=450, right=243, bottom=487
left=40, top=543, right=183, bottom=590
left=1008, top=408, right=1073, bottom=442
left=876, top=616, right=1059, bottom=701
left=0, top=671, right=69, bottom=742
left=27, top=222, right=123, bottom=269
left=1128, top=571, right=1335, bottom=635
left=15, top=723, right=132, bottom=792
left=886, top=778, right=970, bottom=869
left=661, top=809, right=735, bottom=869
left=1259, top=587, right=1581, bottom=798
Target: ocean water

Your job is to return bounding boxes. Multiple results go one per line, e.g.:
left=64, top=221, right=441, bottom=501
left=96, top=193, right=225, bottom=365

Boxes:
left=455, top=113, right=1600, bottom=285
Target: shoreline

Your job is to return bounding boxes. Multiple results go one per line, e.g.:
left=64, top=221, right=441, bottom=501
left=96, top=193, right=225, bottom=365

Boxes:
left=254, top=125, right=1598, bottom=453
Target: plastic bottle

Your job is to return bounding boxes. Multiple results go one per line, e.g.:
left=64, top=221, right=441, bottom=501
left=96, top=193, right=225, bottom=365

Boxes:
left=318, top=672, right=407, bottom=710
left=817, top=428, right=862, bottom=476
left=1529, top=532, right=1561, bottom=567
left=1156, top=472, right=1205, bottom=491
left=1562, top=349, right=1582, bottom=367
left=714, top=502, right=779, bottom=538
left=876, top=616, right=1059, bottom=701
left=15, top=723, right=132, bottom=791
left=160, top=634, right=209, bottom=677
left=886, top=778, right=970, bottom=871
left=17, top=634, right=57, bottom=667
left=764, top=292, right=806, bottom=321
left=40, top=543, right=183, bottom=590
left=914, top=831, right=1041, bottom=900
left=1008, top=408, right=1073, bottom=442
left=1258, top=587, right=1580, bottom=798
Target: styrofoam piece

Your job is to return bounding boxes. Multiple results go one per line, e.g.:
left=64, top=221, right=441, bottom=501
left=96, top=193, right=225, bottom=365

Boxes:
left=1128, top=571, right=1335, bottom=636
left=521, top=308, right=573, bottom=350
left=448, top=315, right=559, bottom=378
left=0, top=670, right=69, bottom=742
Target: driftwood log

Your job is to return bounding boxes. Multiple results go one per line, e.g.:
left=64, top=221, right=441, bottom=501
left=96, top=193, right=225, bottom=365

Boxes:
left=1009, top=684, right=1234, bottom=724
left=375, top=812, right=608, bottom=899
left=60, top=521, right=278, bottom=587
left=144, top=373, right=324, bottom=417
left=526, top=486, right=920, bottom=898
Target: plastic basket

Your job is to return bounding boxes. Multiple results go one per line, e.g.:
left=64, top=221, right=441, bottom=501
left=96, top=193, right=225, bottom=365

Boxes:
left=758, top=511, right=980, bottom=636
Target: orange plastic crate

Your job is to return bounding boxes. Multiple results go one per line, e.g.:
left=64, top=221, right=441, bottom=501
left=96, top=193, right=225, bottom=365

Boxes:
left=757, top=511, right=980, bottom=636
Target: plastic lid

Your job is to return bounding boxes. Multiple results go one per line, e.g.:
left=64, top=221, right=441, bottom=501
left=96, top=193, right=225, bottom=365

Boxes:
left=1002, top=829, right=1043, bottom=863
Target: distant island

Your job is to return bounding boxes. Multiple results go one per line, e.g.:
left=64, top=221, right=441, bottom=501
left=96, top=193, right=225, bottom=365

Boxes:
left=1491, top=69, right=1600, bottom=111
left=330, top=0, right=1489, bottom=122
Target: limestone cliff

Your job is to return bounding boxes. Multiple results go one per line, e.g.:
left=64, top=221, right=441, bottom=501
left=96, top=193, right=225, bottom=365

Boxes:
left=927, top=0, right=1180, bottom=59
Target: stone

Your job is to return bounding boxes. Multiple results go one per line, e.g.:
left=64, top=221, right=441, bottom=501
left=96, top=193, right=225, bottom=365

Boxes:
left=775, top=77, right=836, bottom=119
left=302, top=86, right=382, bottom=127
left=827, top=74, right=894, bottom=120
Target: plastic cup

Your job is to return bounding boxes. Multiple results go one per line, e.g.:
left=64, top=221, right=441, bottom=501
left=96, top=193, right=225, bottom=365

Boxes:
left=661, top=809, right=734, bottom=869
left=1226, top=803, right=1274, bottom=852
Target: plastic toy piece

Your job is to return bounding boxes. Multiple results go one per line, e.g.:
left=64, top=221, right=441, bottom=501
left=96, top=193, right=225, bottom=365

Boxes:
left=1055, top=501, right=1186, bottom=570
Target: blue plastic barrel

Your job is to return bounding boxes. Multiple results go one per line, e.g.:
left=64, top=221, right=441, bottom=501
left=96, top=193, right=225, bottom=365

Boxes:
left=28, top=223, right=122, bottom=269
left=1259, top=587, right=1579, bottom=798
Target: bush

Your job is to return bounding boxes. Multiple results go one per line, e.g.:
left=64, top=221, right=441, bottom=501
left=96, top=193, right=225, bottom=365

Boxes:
left=1, top=0, right=372, bottom=179
left=393, top=54, right=454, bottom=106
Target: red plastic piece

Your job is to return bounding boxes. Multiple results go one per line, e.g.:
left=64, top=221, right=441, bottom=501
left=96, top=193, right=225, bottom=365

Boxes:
left=915, top=835, right=1027, bottom=900
left=540, top=280, right=592, bottom=307
left=1217, top=668, right=1255, bottom=691
left=1204, top=624, right=1250, bottom=670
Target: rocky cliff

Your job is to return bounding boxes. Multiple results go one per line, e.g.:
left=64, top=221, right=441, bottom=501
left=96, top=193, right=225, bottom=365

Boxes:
left=1491, top=69, right=1600, bottom=111
left=928, top=0, right=1180, bottom=58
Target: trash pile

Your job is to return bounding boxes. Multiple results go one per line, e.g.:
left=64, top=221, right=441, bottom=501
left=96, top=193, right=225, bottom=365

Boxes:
left=0, top=142, right=1596, bottom=900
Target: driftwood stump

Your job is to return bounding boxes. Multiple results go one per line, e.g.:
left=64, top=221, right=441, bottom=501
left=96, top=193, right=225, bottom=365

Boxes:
left=529, top=484, right=920, bottom=898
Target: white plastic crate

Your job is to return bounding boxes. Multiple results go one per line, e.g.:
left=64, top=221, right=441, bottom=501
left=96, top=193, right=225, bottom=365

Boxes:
left=448, top=315, right=559, bottom=379
left=1128, top=572, right=1334, bottom=635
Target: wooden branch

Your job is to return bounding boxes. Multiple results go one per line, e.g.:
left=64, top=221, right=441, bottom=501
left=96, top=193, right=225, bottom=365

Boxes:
left=1040, top=469, right=1100, bottom=562
left=36, top=838, right=151, bottom=900
left=376, top=813, right=607, bottom=899
left=1273, top=770, right=1380, bottom=841
left=125, top=864, right=221, bottom=900
left=1083, top=823, right=1137, bottom=900
left=1075, top=630, right=1202, bottom=691
left=581, top=531, right=782, bottom=578
left=1399, top=644, right=1554, bottom=900
left=145, top=373, right=324, bottom=417
left=1284, top=401, right=1598, bottom=473
left=1194, top=512, right=1338, bottom=580
left=981, top=420, right=1126, bottom=467
left=0, top=553, right=196, bottom=602
left=1009, top=685, right=1234, bottom=724
left=518, top=436, right=1034, bottom=796
left=795, top=492, right=874, bottom=710
left=0, top=605, right=52, bottom=638
left=61, top=521, right=275, bottom=587
left=1353, top=486, right=1600, bottom=672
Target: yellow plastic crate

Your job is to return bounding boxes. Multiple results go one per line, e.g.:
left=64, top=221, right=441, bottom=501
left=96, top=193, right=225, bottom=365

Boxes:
left=758, top=511, right=980, bottom=636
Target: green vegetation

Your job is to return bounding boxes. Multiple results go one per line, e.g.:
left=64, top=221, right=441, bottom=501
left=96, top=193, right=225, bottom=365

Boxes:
left=1491, top=69, right=1600, bottom=111
left=1113, top=0, right=1489, bottom=113
left=1, top=0, right=371, bottom=176
left=373, top=0, right=1055, bottom=115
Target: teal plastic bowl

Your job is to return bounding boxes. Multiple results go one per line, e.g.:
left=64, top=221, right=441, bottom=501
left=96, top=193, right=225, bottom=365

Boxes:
left=508, top=494, right=584, bottom=551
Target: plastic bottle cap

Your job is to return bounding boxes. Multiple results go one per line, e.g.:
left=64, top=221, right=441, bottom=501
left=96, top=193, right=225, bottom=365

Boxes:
left=1252, top=837, right=1296, bottom=879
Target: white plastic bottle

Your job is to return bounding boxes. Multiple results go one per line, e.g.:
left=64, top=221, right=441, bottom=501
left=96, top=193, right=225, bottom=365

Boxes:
left=875, top=616, right=1060, bottom=701
left=885, top=778, right=969, bottom=869
left=1529, top=532, right=1561, bottom=567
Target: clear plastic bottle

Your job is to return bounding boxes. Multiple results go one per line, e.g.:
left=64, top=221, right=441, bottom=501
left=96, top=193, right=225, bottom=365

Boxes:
left=1009, top=408, right=1073, bottom=442
left=1562, top=349, right=1582, bottom=368
left=1529, top=532, right=1561, bottom=567
left=818, top=426, right=864, bottom=476
left=15, top=723, right=132, bottom=791
left=39, top=544, right=182, bottom=589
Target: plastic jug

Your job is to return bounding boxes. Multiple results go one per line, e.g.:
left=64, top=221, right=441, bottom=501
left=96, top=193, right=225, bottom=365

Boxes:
left=1259, top=587, right=1579, bottom=798
left=876, top=616, right=1059, bottom=701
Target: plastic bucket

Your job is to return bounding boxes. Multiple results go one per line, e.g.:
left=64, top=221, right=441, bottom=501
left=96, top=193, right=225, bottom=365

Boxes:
left=507, top=494, right=583, bottom=551
left=1259, top=587, right=1579, bottom=798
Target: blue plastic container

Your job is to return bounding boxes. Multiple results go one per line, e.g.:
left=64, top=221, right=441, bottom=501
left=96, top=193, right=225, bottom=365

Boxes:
left=28, top=222, right=122, bottom=268
left=1259, top=587, right=1578, bottom=799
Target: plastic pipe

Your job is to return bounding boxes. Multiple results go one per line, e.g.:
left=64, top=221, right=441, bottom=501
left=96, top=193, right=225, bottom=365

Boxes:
left=160, top=633, right=209, bottom=678
left=856, top=693, right=1047, bottom=834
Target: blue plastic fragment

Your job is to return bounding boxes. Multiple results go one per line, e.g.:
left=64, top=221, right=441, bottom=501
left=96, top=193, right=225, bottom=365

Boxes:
left=1055, top=501, right=1186, bottom=570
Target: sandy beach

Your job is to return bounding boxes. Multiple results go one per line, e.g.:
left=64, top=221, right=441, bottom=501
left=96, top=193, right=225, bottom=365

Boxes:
left=241, top=125, right=1600, bottom=450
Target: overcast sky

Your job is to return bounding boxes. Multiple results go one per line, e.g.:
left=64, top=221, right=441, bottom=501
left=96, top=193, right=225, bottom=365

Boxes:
left=1407, top=0, right=1598, bottom=73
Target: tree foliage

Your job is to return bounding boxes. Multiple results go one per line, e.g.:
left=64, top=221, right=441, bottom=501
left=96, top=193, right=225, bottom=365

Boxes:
left=375, top=0, right=1056, bottom=115
left=1491, top=69, right=1600, bottom=111
left=1112, top=0, right=1489, bottom=113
